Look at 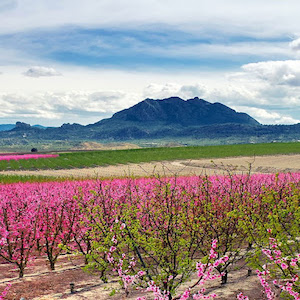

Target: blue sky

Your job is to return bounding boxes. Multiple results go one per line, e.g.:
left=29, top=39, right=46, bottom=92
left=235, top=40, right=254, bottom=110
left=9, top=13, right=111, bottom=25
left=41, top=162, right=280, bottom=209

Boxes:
left=0, top=0, right=300, bottom=126
left=2, top=27, right=290, bottom=69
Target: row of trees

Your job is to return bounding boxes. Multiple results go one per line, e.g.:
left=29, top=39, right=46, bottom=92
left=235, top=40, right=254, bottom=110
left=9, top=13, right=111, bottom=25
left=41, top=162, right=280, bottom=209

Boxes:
left=0, top=173, right=299, bottom=299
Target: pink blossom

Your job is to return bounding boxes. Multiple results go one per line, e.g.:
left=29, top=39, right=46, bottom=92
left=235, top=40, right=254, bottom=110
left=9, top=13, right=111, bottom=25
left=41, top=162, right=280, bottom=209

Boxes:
left=237, top=292, right=249, bottom=300
left=110, top=246, right=117, bottom=252
left=281, top=263, right=288, bottom=270
left=137, top=271, right=146, bottom=277
left=0, top=154, right=58, bottom=161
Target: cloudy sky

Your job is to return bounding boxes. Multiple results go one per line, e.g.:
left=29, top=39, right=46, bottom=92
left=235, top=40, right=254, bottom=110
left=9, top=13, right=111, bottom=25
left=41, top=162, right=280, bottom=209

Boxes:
left=1, top=0, right=300, bottom=126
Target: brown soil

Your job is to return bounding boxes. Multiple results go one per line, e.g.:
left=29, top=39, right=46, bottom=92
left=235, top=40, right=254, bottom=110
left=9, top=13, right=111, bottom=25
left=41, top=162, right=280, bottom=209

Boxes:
left=1, top=154, right=300, bottom=179
left=70, top=142, right=140, bottom=151
left=0, top=254, right=272, bottom=300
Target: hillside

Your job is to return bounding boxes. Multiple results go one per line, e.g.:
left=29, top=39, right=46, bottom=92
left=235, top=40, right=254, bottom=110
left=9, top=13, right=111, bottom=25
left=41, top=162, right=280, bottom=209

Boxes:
left=0, top=124, right=15, bottom=132
left=93, top=97, right=259, bottom=126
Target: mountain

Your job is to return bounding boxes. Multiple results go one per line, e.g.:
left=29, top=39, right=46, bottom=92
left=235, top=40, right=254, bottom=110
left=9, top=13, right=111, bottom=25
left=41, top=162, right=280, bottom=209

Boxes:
left=33, top=124, right=48, bottom=129
left=0, top=97, right=299, bottom=145
left=82, top=97, right=261, bottom=140
left=93, top=97, right=259, bottom=126
left=0, top=124, right=15, bottom=131
left=0, top=123, right=48, bottom=132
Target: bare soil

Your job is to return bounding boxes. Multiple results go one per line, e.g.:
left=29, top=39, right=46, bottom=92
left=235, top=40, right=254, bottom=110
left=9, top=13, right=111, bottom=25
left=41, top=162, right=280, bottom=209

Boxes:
left=1, top=154, right=300, bottom=178
left=70, top=142, right=140, bottom=151
left=0, top=254, right=269, bottom=300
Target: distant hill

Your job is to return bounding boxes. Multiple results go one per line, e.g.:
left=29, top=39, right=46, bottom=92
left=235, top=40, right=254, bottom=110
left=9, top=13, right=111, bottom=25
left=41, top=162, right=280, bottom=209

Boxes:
left=0, top=97, right=299, bottom=145
left=0, top=124, right=15, bottom=131
left=0, top=123, right=47, bottom=132
left=32, top=124, right=48, bottom=129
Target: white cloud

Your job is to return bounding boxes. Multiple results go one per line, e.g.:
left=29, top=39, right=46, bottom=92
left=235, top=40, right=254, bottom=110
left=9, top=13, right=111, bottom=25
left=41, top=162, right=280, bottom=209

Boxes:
left=143, top=82, right=260, bottom=106
left=0, top=65, right=217, bottom=93
left=0, top=90, right=140, bottom=126
left=23, top=66, right=61, bottom=77
left=142, top=82, right=300, bottom=125
left=233, top=106, right=300, bottom=125
left=0, top=0, right=16, bottom=12
left=143, top=83, right=182, bottom=99
left=147, top=42, right=290, bottom=61
left=242, top=60, right=300, bottom=86
left=143, top=83, right=213, bottom=100
left=0, top=79, right=299, bottom=126
left=179, top=84, right=207, bottom=99
left=0, top=63, right=299, bottom=126
left=289, top=38, right=300, bottom=51
left=1, top=0, right=300, bottom=38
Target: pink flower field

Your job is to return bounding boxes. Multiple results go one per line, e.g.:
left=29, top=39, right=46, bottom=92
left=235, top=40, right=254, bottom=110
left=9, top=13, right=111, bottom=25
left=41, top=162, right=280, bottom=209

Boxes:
left=0, top=173, right=299, bottom=299
left=0, top=154, right=59, bottom=161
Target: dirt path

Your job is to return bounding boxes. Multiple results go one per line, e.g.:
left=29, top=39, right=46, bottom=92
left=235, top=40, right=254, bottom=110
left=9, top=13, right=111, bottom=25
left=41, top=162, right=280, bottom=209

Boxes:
left=0, top=254, right=264, bottom=300
left=1, top=154, right=300, bottom=178
left=33, top=267, right=262, bottom=300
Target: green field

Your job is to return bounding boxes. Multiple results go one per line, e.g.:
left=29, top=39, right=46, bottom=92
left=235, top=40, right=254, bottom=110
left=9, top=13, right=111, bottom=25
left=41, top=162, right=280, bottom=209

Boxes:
left=0, top=142, right=299, bottom=173
left=0, top=174, right=71, bottom=184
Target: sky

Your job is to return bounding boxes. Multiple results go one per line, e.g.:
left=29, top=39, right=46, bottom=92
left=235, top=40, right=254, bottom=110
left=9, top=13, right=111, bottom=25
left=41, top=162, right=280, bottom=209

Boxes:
left=0, top=0, right=300, bottom=126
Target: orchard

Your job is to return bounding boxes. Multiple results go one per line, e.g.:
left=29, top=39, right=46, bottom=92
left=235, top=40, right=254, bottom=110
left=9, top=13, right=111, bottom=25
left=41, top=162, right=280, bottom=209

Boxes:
left=0, top=173, right=299, bottom=299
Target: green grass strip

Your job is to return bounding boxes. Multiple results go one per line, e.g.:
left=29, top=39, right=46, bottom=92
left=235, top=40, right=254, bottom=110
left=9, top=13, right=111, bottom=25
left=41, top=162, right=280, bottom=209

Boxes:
left=0, top=174, right=66, bottom=184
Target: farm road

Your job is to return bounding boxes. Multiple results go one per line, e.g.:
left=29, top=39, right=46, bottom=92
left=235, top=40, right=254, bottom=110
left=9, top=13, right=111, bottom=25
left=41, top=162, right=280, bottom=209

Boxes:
left=1, top=154, right=300, bottom=178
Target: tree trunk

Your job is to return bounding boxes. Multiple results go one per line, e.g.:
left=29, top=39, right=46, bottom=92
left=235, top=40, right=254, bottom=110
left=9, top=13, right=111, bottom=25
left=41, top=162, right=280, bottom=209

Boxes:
left=221, top=270, right=228, bottom=284
left=50, top=260, right=55, bottom=270
left=19, top=267, right=24, bottom=278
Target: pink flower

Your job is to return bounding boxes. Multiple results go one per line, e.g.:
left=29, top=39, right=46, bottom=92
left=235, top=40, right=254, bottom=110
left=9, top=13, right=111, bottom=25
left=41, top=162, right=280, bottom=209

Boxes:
left=137, top=271, right=146, bottom=277
left=110, top=246, right=117, bottom=252
left=179, top=289, right=190, bottom=299
left=281, top=263, right=288, bottom=270
left=111, top=235, right=118, bottom=244
left=237, top=292, right=249, bottom=300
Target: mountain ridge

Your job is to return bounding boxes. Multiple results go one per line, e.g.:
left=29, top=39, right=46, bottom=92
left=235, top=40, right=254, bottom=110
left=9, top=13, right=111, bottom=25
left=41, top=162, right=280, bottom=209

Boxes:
left=0, top=97, right=299, bottom=145
left=92, top=97, right=259, bottom=127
